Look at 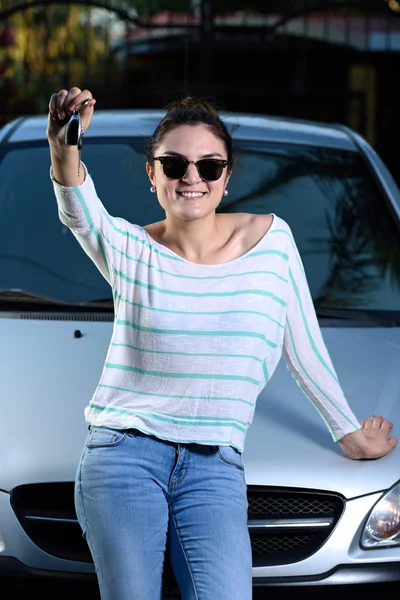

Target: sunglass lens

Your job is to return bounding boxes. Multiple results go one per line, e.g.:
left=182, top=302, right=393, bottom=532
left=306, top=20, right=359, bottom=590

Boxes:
left=197, top=160, right=224, bottom=181
left=162, top=158, right=187, bottom=179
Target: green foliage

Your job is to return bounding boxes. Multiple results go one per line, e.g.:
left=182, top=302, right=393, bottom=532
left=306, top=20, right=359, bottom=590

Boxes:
left=0, top=3, right=119, bottom=120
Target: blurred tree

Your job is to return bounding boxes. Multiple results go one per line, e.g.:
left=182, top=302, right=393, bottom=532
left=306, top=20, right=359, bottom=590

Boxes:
left=0, top=2, right=119, bottom=116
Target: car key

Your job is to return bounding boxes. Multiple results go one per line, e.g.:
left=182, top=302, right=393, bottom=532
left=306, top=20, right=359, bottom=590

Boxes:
left=64, top=99, right=91, bottom=177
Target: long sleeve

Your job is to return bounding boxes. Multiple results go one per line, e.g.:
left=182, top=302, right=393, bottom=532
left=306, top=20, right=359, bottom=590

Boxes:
left=51, top=162, right=125, bottom=287
left=282, top=228, right=361, bottom=441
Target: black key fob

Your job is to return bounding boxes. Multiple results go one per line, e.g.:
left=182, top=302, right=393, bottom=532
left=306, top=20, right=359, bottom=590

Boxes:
left=65, top=113, right=82, bottom=148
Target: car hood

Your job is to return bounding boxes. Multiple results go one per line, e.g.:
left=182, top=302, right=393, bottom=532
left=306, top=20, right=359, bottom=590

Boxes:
left=244, top=325, right=400, bottom=498
left=1, top=316, right=400, bottom=498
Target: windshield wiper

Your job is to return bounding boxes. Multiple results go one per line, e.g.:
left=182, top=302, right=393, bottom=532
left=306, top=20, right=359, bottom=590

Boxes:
left=0, top=289, right=113, bottom=309
left=316, top=307, right=399, bottom=327
left=0, top=289, right=65, bottom=305
left=83, top=297, right=114, bottom=305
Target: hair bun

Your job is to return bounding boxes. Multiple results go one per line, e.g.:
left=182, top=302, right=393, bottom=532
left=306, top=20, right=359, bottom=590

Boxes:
left=148, top=93, right=233, bottom=165
left=166, top=95, right=218, bottom=118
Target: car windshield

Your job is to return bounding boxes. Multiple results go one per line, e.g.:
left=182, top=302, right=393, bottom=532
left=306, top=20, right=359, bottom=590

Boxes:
left=1, top=138, right=399, bottom=310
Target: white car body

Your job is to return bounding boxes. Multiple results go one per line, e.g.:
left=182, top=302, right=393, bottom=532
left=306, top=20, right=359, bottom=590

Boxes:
left=1, top=110, right=400, bottom=596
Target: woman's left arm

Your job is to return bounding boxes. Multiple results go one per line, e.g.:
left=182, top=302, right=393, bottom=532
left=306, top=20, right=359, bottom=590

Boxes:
left=282, top=226, right=397, bottom=459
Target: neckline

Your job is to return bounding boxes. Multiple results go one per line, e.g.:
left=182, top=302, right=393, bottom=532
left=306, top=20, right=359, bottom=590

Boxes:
left=138, top=213, right=277, bottom=268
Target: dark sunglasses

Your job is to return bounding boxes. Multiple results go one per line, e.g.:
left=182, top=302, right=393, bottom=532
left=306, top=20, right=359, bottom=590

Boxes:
left=154, top=156, right=230, bottom=181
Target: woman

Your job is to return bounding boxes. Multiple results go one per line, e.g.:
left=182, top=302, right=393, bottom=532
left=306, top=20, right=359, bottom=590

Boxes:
left=47, top=87, right=397, bottom=600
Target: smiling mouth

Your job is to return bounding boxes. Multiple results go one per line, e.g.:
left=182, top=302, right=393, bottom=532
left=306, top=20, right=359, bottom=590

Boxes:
left=177, top=191, right=206, bottom=198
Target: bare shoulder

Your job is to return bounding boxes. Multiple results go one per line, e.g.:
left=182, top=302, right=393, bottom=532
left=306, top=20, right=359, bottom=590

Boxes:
left=142, top=220, right=166, bottom=242
left=233, top=213, right=275, bottom=246
left=252, top=213, right=275, bottom=235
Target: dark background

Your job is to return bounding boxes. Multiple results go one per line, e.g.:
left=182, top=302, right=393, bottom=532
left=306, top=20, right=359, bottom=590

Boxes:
left=1, top=0, right=400, bottom=185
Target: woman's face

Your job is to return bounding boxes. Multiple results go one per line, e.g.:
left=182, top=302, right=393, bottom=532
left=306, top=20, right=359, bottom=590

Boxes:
left=146, top=124, right=231, bottom=223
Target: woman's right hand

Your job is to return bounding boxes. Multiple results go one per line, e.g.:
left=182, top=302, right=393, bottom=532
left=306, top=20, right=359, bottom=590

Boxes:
left=46, top=87, right=96, bottom=147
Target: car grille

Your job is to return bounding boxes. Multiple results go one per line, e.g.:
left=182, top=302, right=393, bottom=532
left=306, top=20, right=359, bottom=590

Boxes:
left=246, top=487, right=344, bottom=566
left=11, top=483, right=344, bottom=594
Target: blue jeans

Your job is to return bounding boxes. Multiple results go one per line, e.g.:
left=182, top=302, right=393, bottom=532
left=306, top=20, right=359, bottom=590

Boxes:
left=75, top=427, right=252, bottom=600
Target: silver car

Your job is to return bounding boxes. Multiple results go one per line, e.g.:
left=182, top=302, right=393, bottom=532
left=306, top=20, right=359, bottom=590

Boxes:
left=1, top=110, right=400, bottom=597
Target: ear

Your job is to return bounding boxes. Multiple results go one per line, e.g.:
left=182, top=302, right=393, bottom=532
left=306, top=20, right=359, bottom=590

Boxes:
left=146, top=162, right=156, bottom=186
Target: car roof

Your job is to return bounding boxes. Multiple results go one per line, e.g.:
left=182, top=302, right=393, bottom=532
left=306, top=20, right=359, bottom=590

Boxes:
left=0, top=109, right=357, bottom=151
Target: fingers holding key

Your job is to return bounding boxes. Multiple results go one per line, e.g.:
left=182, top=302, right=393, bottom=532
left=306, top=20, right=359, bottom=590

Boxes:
left=47, top=87, right=96, bottom=143
left=66, top=88, right=95, bottom=114
left=49, top=90, right=67, bottom=122
left=75, top=93, right=97, bottom=132
left=49, top=88, right=91, bottom=118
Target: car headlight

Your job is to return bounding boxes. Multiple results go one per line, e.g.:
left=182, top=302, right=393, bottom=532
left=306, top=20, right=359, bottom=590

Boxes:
left=361, top=482, right=400, bottom=548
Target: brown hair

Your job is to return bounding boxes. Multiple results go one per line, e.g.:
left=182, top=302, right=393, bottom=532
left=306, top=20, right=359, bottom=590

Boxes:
left=147, top=96, right=233, bottom=167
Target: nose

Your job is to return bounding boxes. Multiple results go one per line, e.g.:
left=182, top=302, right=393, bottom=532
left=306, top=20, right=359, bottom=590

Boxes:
left=182, top=162, right=202, bottom=184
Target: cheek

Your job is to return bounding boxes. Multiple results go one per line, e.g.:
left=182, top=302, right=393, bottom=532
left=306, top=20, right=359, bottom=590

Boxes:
left=211, top=181, right=225, bottom=197
left=156, top=183, right=176, bottom=210
left=165, top=183, right=178, bottom=199
left=155, top=179, right=174, bottom=196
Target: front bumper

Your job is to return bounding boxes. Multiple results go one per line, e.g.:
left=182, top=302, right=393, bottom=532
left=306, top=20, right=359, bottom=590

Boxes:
left=2, top=556, right=400, bottom=598
left=2, top=488, right=400, bottom=596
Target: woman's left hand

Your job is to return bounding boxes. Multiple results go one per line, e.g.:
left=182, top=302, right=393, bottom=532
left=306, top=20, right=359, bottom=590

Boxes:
left=338, top=415, right=397, bottom=459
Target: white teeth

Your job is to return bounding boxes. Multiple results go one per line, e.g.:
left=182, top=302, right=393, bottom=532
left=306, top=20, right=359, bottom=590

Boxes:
left=179, top=192, right=204, bottom=198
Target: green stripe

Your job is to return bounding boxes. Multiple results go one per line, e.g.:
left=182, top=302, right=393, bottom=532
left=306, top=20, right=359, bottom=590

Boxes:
left=110, top=342, right=263, bottom=363
left=262, top=359, right=269, bottom=384
left=74, top=187, right=110, bottom=276
left=296, top=379, right=336, bottom=439
left=86, top=421, right=242, bottom=450
left=88, top=402, right=247, bottom=433
left=115, top=293, right=285, bottom=329
left=98, top=383, right=254, bottom=407
left=242, top=249, right=289, bottom=261
left=285, top=319, right=358, bottom=431
left=289, top=268, right=339, bottom=384
left=270, top=229, right=305, bottom=276
left=114, top=269, right=286, bottom=305
left=99, top=230, right=289, bottom=283
left=145, top=410, right=249, bottom=427
left=105, top=362, right=260, bottom=386
left=115, top=318, right=278, bottom=349
left=101, top=209, right=183, bottom=261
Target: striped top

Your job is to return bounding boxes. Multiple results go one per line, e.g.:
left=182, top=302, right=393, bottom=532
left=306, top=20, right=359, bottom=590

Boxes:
left=52, top=165, right=361, bottom=452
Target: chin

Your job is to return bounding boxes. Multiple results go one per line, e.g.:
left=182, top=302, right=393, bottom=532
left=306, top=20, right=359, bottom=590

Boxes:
left=178, top=212, right=208, bottom=222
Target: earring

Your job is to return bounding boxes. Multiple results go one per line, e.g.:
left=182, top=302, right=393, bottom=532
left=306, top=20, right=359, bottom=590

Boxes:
left=223, top=189, right=229, bottom=196
left=150, top=186, right=156, bottom=193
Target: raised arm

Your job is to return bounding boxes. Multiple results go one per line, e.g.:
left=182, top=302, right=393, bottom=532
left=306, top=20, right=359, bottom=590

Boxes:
left=282, top=224, right=397, bottom=459
left=46, top=88, right=123, bottom=286
left=47, top=87, right=96, bottom=187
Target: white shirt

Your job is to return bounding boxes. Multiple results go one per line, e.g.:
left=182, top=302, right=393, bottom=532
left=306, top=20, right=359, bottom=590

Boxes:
left=52, top=166, right=361, bottom=452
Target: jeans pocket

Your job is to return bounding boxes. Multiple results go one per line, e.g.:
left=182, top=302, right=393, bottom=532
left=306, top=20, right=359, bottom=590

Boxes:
left=86, top=426, right=128, bottom=449
left=217, top=445, right=244, bottom=471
